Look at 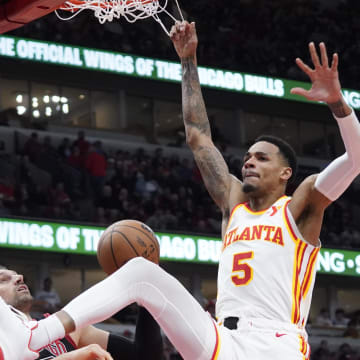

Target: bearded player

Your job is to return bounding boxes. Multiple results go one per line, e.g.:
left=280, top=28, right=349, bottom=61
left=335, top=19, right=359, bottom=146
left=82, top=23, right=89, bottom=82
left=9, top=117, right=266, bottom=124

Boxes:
left=0, top=266, right=162, bottom=360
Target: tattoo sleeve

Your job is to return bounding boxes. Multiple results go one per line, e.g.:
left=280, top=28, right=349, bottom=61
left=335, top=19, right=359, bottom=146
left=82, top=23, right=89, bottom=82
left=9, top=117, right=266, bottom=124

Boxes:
left=181, top=56, right=211, bottom=137
left=181, top=56, right=231, bottom=210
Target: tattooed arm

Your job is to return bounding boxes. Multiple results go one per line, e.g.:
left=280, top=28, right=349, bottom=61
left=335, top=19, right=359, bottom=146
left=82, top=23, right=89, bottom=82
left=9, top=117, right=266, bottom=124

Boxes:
left=170, top=21, right=242, bottom=214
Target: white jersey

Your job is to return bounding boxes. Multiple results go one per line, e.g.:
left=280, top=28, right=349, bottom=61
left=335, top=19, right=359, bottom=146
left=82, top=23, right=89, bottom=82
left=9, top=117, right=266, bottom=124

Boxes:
left=216, top=196, right=320, bottom=329
left=0, top=297, right=39, bottom=360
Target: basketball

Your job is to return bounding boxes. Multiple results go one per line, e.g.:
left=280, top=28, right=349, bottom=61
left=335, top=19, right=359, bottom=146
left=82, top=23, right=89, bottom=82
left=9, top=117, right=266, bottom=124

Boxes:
left=97, top=219, right=160, bottom=275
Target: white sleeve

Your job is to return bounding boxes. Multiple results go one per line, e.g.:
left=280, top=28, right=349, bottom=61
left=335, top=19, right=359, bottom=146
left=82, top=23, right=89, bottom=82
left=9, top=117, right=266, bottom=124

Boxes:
left=0, top=298, right=38, bottom=360
left=29, top=314, right=65, bottom=351
left=314, top=110, right=360, bottom=201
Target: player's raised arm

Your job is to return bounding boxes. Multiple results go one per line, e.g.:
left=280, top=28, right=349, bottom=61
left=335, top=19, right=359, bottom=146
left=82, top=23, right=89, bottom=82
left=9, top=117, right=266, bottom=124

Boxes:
left=290, top=42, right=360, bottom=214
left=170, top=21, right=235, bottom=213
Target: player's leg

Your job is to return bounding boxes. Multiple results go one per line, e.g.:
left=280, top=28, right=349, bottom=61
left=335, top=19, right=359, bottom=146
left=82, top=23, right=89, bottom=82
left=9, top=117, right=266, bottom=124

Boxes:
left=63, top=257, right=218, bottom=360
left=241, top=329, right=309, bottom=360
left=270, top=333, right=310, bottom=360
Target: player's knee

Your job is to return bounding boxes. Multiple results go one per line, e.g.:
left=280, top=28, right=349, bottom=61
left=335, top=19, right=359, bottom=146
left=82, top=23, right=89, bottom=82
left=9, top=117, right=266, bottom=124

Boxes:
left=128, top=256, right=157, bottom=269
left=113, top=257, right=160, bottom=282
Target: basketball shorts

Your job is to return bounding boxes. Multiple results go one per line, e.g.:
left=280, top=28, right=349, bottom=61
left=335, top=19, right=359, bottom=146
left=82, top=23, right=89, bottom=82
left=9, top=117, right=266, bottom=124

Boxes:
left=212, top=318, right=310, bottom=360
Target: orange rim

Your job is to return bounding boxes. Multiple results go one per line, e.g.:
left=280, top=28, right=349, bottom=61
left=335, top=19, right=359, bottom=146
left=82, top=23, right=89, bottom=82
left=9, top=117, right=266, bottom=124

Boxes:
left=59, top=0, right=155, bottom=11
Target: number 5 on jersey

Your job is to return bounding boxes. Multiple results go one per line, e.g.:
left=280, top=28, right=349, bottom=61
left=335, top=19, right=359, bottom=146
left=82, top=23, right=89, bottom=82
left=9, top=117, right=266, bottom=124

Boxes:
left=231, top=251, right=254, bottom=286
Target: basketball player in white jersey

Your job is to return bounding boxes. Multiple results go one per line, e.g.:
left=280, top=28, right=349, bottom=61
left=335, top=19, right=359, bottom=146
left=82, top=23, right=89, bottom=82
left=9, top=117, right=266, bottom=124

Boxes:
left=167, top=20, right=360, bottom=358
left=2, top=21, right=359, bottom=360
left=0, top=295, right=112, bottom=360
left=0, top=265, right=162, bottom=360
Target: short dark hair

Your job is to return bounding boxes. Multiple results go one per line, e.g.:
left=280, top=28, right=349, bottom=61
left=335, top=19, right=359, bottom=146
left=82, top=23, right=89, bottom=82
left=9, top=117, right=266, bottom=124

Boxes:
left=254, top=135, right=297, bottom=182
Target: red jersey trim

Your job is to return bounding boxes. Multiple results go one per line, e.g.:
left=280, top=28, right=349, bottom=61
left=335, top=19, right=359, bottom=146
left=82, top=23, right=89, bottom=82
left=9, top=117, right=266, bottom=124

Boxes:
left=210, top=320, right=220, bottom=360
left=284, top=199, right=298, bottom=241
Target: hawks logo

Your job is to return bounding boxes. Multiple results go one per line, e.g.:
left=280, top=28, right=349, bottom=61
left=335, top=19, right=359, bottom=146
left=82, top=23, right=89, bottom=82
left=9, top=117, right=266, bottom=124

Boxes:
left=269, top=205, right=281, bottom=216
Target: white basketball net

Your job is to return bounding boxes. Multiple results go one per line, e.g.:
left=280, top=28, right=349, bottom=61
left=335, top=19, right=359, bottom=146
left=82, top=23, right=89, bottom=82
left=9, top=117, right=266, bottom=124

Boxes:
left=55, top=0, right=183, bottom=35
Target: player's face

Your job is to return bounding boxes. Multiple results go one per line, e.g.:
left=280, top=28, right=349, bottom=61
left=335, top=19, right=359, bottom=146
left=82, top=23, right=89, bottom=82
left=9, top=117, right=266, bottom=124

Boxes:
left=0, top=269, right=33, bottom=310
left=241, top=141, right=289, bottom=195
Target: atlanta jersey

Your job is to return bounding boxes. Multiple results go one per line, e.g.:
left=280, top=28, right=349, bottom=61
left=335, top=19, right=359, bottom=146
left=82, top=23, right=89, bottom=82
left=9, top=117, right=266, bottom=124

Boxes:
left=38, top=314, right=77, bottom=359
left=216, top=196, right=320, bottom=328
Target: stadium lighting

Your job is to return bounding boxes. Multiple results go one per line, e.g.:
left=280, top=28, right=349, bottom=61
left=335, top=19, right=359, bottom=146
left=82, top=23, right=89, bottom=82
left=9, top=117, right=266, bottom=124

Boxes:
left=16, top=106, right=26, bottom=115
left=45, top=107, right=52, bottom=117
left=62, top=103, right=69, bottom=114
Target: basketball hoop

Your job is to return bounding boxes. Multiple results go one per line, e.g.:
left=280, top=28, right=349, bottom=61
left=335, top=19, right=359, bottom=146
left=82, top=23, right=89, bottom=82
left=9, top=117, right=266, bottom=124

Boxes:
left=55, top=0, right=184, bottom=35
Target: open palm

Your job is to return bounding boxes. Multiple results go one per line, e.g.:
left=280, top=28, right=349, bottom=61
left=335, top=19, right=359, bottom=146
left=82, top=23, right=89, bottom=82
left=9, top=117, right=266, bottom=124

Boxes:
left=291, top=42, right=342, bottom=104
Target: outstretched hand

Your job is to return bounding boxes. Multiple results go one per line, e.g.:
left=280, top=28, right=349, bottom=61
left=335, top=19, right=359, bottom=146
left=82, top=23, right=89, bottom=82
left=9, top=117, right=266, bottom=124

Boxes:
left=290, top=42, right=342, bottom=104
left=170, top=21, right=198, bottom=59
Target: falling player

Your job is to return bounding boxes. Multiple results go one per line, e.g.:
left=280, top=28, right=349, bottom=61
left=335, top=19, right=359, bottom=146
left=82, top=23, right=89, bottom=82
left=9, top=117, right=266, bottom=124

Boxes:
left=0, top=266, right=162, bottom=360
left=0, top=296, right=112, bottom=360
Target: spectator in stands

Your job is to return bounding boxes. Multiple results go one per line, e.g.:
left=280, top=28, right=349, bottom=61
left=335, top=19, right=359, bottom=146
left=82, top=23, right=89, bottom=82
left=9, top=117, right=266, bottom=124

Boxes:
left=32, top=277, right=61, bottom=317
left=4, top=129, right=360, bottom=250
left=0, top=176, right=15, bottom=204
left=57, top=137, right=72, bottom=159
left=42, top=136, right=58, bottom=159
left=334, top=308, right=351, bottom=327
left=146, top=208, right=165, bottom=230
left=86, top=141, right=107, bottom=198
left=93, top=206, right=108, bottom=225
left=49, top=182, right=71, bottom=207
left=96, top=184, right=117, bottom=210
left=337, top=343, right=356, bottom=360
left=315, top=308, right=333, bottom=327
left=312, top=340, right=331, bottom=360
left=108, top=208, right=120, bottom=224
left=135, top=171, right=146, bottom=197
left=105, top=156, right=116, bottom=183
left=343, top=319, right=359, bottom=339
left=68, top=145, right=84, bottom=169
left=73, top=130, right=90, bottom=160
left=340, top=228, right=360, bottom=249
left=23, top=132, right=41, bottom=163
left=162, top=208, right=178, bottom=230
